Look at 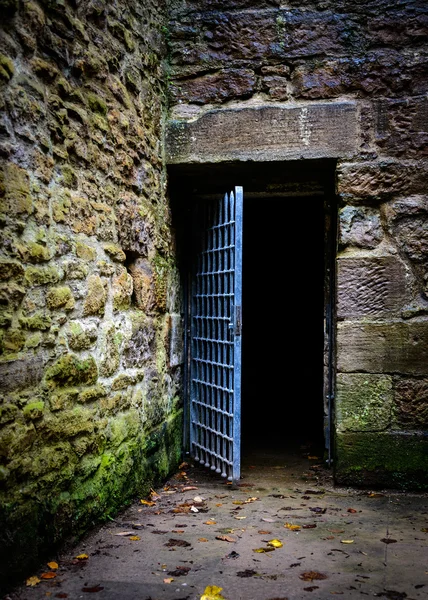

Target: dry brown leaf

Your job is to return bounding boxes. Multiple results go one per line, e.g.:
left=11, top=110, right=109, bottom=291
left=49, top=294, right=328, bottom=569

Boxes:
left=216, top=534, right=236, bottom=542
left=299, top=571, right=328, bottom=581
left=258, top=530, right=271, bottom=535
left=26, top=576, right=41, bottom=587
left=40, top=572, right=57, bottom=579
left=347, top=508, right=357, bottom=513
left=198, top=537, right=209, bottom=542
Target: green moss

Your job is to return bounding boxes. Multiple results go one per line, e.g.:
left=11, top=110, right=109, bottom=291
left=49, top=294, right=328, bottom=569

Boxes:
left=0, top=260, right=24, bottom=281
left=19, top=312, right=52, bottom=331
left=76, top=241, right=96, bottom=261
left=335, top=432, right=428, bottom=490
left=0, top=329, right=25, bottom=353
left=111, top=374, right=135, bottom=390
left=45, top=354, right=98, bottom=388
left=24, top=265, right=62, bottom=286
left=86, top=92, right=107, bottom=115
left=78, top=385, right=107, bottom=403
left=0, top=163, right=32, bottom=218
left=46, top=286, right=75, bottom=310
left=27, top=242, right=52, bottom=262
left=0, top=403, right=19, bottom=425
left=23, top=401, right=44, bottom=420
left=49, top=388, right=79, bottom=411
left=103, top=244, right=126, bottom=262
left=99, top=324, right=120, bottom=377
left=66, top=321, right=97, bottom=351
left=25, top=332, right=42, bottom=349
left=60, top=164, right=77, bottom=188
left=83, top=275, right=106, bottom=317
left=0, top=53, right=14, bottom=81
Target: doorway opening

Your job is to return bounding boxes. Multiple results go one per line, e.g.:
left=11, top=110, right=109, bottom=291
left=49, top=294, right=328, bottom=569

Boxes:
left=168, top=160, right=337, bottom=478
left=241, top=195, right=326, bottom=464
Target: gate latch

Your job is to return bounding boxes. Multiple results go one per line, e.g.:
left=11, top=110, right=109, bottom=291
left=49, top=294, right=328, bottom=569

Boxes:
left=229, top=305, right=242, bottom=336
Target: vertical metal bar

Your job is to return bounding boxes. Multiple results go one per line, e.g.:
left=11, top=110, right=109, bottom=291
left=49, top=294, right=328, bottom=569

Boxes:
left=232, top=186, right=243, bottom=482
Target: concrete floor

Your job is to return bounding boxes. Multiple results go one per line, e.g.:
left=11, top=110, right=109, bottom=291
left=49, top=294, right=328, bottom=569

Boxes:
left=5, top=443, right=428, bottom=600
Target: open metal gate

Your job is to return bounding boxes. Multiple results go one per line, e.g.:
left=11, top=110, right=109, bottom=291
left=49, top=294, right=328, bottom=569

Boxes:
left=189, top=187, right=243, bottom=482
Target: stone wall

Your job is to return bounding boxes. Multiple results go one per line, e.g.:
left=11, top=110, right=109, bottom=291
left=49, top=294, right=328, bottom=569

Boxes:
left=167, top=0, right=428, bottom=487
left=0, top=0, right=182, bottom=586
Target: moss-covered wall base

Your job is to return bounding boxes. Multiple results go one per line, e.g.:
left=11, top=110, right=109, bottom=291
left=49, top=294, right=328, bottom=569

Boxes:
left=0, top=410, right=182, bottom=592
left=335, top=431, right=428, bottom=490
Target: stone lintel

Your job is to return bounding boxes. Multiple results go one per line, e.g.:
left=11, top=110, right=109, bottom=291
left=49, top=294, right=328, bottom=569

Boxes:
left=337, top=321, right=428, bottom=376
left=166, top=101, right=358, bottom=164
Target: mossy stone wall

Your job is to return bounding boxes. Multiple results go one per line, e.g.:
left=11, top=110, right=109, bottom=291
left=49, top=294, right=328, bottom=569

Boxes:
left=0, top=0, right=183, bottom=588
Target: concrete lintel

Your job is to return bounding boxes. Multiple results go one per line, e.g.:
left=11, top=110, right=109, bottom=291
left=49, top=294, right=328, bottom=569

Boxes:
left=166, top=101, right=358, bottom=164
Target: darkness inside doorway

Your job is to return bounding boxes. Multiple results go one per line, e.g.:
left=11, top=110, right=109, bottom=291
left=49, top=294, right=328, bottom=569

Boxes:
left=241, top=196, right=325, bottom=460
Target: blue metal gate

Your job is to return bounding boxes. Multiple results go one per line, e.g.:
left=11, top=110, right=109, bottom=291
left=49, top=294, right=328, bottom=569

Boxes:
left=189, top=187, right=243, bottom=482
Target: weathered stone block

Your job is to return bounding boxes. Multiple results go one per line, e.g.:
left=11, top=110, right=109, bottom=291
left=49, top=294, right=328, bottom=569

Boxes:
left=168, top=313, right=184, bottom=368
left=83, top=275, right=107, bottom=316
left=171, top=68, right=256, bottom=105
left=0, top=355, right=44, bottom=393
left=123, top=313, right=155, bottom=369
left=337, top=321, right=428, bottom=376
left=337, top=256, right=410, bottom=319
left=45, top=354, right=98, bottom=388
left=394, top=378, right=428, bottom=430
left=0, top=260, right=24, bottom=281
left=99, top=324, right=120, bottom=377
left=336, top=373, right=393, bottom=433
left=112, top=270, right=133, bottom=311
left=116, top=192, right=156, bottom=257
left=335, top=432, right=428, bottom=489
left=66, top=321, right=98, bottom=351
left=24, top=265, right=62, bottom=286
left=376, top=96, right=428, bottom=158
left=339, top=206, right=383, bottom=249
left=39, top=407, right=96, bottom=440
left=0, top=163, right=33, bottom=218
left=46, top=286, right=75, bottom=310
left=166, top=102, right=358, bottom=164
left=337, top=160, right=428, bottom=203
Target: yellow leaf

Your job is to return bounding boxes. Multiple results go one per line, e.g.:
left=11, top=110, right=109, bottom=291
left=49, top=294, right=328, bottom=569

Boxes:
left=284, top=522, right=301, bottom=531
left=26, top=576, right=41, bottom=587
left=232, top=500, right=243, bottom=505
left=140, top=499, right=156, bottom=506
left=204, top=520, right=216, bottom=525
left=252, top=547, right=275, bottom=553
left=244, top=497, right=258, bottom=503
left=198, top=537, right=209, bottom=542
left=129, top=536, right=140, bottom=541
left=201, top=585, right=226, bottom=600
left=75, top=553, right=89, bottom=560
left=40, top=572, right=56, bottom=579
left=341, top=540, right=354, bottom=544
left=47, top=561, right=58, bottom=570
left=267, top=539, right=283, bottom=548
left=164, top=578, right=174, bottom=584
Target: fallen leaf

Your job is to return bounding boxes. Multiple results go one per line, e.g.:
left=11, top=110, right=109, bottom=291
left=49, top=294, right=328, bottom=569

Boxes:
left=168, top=566, right=191, bottom=577
left=41, top=572, right=57, bottom=579
left=421, top=528, right=428, bottom=533
left=368, top=492, right=385, bottom=497
left=258, top=530, right=271, bottom=534
left=234, top=516, right=246, bottom=520
left=262, top=518, right=276, bottom=523
left=114, top=531, right=135, bottom=536
left=237, top=569, right=258, bottom=578
left=232, top=500, right=244, bottom=505
left=328, top=529, right=345, bottom=534
left=347, top=508, right=357, bottom=513
left=140, top=499, right=156, bottom=506
left=179, top=462, right=188, bottom=469
left=129, top=536, right=140, bottom=541
left=340, top=540, right=354, bottom=544
left=307, top=456, right=319, bottom=460
left=172, top=530, right=184, bottom=534
left=303, top=586, right=319, bottom=592
left=253, top=547, right=275, bottom=553
left=267, top=539, right=283, bottom=548
left=81, top=585, right=104, bottom=593
left=216, top=503, right=223, bottom=507
left=216, top=535, right=236, bottom=542
left=302, top=524, right=317, bottom=529
left=198, top=537, right=209, bottom=542
left=164, top=578, right=174, bottom=584
left=201, top=585, right=226, bottom=600
left=47, top=561, right=58, bottom=570
left=182, top=486, right=198, bottom=491
left=165, top=538, right=192, bottom=547
left=26, top=576, right=41, bottom=587
left=244, top=497, right=259, bottom=503
left=75, top=554, right=89, bottom=560
left=204, top=520, right=216, bottom=525
left=299, top=571, right=328, bottom=581
left=381, top=538, right=397, bottom=544
left=285, top=522, right=301, bottom=531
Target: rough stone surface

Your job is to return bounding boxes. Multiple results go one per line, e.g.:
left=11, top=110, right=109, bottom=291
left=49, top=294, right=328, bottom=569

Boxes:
left=337, top=256, right=411, bottom=319
left=0, top=0, right=182, bottom=588
left=166, top=102, right=358, bottom=163
left=393, top=378, right=428, bottom=430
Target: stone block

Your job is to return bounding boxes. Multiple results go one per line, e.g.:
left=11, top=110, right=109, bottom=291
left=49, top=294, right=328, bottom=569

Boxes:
left=166, top=101, right=357, bottom=164
left=337, top=160, right=428, bottom=203
left=337, top=256, right=410, bottom=319
left=168, top=313, right=184, bottom=368
left=171, top=69, right=256, bottom=105
left=336, top=373, right=393, bottom=433
left=0, top=355, right=44, bottom=393
left=83, top=275, right=107, bottom=317
left=376, top=96, right=428, bottom=158
left=0, top=163, right=33, bottom=219
left=123, top=313, right=155, bottom=369
left=337, top=321, right=428, bottom=376
left=45, top=354, right=98, bottom=388
left=394, top=378, right=428, bottom=431
left=335, top=431, right=428, bottom=489
left=339, top=206, right=383, bottom=249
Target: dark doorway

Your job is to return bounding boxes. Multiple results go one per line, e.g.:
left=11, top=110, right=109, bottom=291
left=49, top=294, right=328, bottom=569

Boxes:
left=241, top=196, right=326, bottom=460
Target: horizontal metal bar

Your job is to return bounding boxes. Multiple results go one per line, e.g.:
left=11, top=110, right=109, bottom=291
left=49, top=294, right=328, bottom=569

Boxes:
left=193, top=336, right=233, bottom=345
left=191, top=399, right=233, bottom=417
left=194, top=293, right=234, bottom=299
left=193, top=358, right=233, bottom=369
left=207, top=220, right=235, bottom=232
left=191, top=424, right=233, bottom=443
left=192, top=379, right=233, bottom=393
left=196, top=269, right=234, bottom=276
left=192, top=316, right=230, bottom=321
left=191, top=442, right=232, bottom=466
left=201, top=244, right=235, bottom=255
